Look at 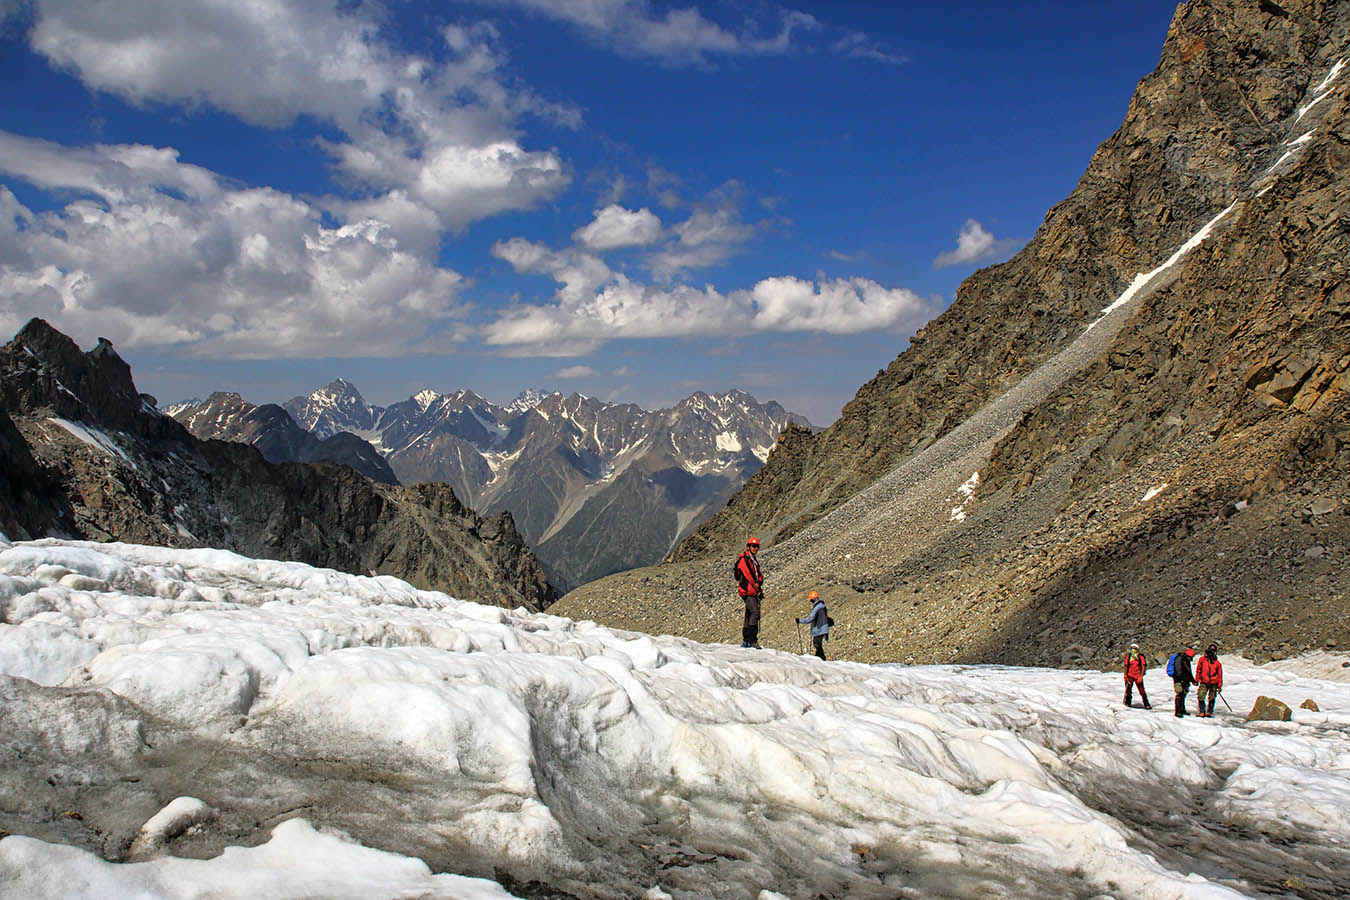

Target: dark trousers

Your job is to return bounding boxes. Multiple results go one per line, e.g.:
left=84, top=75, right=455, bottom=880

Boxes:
left=812, top=633, right=826, bottom=660
left=1124, top=678, right=1148, bottom=707
left=1174, top=683, right=1189, bottom=716
left=742, top=594, right=761, bottom=645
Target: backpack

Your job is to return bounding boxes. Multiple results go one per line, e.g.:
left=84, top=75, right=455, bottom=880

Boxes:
left=827, top=616, right=835, bottom=627
left=733, top=555, right=746, bottom=588
left=1166, top=653, right=1178, bottom=677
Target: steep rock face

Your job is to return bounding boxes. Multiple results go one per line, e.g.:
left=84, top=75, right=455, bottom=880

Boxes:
left=676, top=0, right=1340, bottom=561
left=560, top=0, right=1348, bottom=667
left=0, top=404, right=73, bottom=540
left=171, top=392, right=398, bottom=484
left=1, top=321, right=555, bottom=611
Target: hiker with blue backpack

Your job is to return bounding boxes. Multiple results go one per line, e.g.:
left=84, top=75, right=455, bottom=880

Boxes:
left=1168, top=647, right=1197, bottom=717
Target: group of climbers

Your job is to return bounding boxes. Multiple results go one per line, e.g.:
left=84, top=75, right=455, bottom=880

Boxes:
left=1124, top=641, right=1225, bottom=717
left=734, top=537, right=1231, bottom=708
left=734, top=537, right=833, bottom=659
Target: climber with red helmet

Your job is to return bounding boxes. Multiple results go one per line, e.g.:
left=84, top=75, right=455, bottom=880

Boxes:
left=734, top=537, right=764, bottom=648
left=796, top=590, right=832, bottom=660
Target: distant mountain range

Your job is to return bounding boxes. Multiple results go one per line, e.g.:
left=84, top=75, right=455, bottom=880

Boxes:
left=170, top=380, right=809, bottom=590
left=0, top=319, right=555, bottom=611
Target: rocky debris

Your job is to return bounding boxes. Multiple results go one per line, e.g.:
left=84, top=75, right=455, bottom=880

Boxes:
left=1300, top=698, right=1320, bottom=711
left=1310, top=497, right=1339, bottom=515
left=0, top=320, right=556, bottom=611
left=557, top=0, right=1350, bottom=667
left=1247, top=696, right=1294, bottom=722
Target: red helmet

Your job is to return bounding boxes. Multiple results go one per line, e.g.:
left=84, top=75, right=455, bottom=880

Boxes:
left=807, top=591, right=819, bottom=601
left=746, top=537, right=760, bottom=548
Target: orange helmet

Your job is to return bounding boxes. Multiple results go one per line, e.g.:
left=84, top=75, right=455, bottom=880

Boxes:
left=746, top=537, right=760, bottom=548
left=807, top=591, right=819, bottom=601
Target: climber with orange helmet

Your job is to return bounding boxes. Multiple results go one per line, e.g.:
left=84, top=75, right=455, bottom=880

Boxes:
left=796, top=590, right=831, bottom=660
left=735, top=537, right=764, bottom=648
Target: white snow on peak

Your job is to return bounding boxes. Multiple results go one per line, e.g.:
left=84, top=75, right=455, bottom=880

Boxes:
left=46, top=418, right=132, bottom=462
left=714, top=430, right=742, bottom=452
left=413, top=389, right=441, bottom=411
left=505, top=389, right=546, bottom=415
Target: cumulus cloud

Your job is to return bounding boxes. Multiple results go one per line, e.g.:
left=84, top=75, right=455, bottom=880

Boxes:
left=573, top=204, right=663, bottom=250
left=24, top=0, right=571, bottom=232
left=482, top=262, right=934, bottom=356
left=0, top=134, right=467, bottom=357
left=932, top=219, right=1016, bottom=269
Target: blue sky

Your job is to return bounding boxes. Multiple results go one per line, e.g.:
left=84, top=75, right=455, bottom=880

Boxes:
left=0, top=0, right=1179, bottom=425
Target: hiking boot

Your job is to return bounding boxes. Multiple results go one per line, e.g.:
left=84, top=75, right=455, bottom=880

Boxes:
left=741, top=642, right=752, bottom=648
left=1143, top=703, right=1152, bottom=709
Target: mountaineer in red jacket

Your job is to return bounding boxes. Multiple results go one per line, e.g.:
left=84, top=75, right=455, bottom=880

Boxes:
left=1123, top=642, right=1151, bottom=709
left=735, top=537, right=764, bottom=649
left=1195, top=643, right=1223, bottom=717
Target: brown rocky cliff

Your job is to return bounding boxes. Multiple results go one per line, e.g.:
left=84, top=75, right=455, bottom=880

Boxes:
left=675, top=0, right=1338, bottom=562
left=560, top=0, right=1347, bottom=667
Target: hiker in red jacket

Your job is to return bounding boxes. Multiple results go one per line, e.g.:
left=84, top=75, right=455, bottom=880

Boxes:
left=1195, top=642, right=1223, bottom=717
left=735, top=537, right=764, bottom=648
left=1123, top=642, right=1151, bottom=709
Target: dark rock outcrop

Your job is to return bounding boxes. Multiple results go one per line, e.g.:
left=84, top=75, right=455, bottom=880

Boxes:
left=0, top=320, right=555, bottom=611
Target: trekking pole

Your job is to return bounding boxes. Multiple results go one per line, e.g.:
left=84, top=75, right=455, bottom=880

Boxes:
left=1218, top=689, right=1233, bottom=712
left=795, top=622, right=803, bottom=654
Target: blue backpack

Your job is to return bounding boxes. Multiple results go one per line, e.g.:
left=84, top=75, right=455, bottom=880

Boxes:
left=1166, top=653, right=1178, bottom=677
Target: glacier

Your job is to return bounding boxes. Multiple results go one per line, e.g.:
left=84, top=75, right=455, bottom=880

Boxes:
left=0, top=536, right=1346, bottom=899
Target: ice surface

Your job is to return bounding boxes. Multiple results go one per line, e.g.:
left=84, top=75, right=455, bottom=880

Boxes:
left=0, top=819, right=523, bottom=900
left=0, top=539, right=1346, bottom=898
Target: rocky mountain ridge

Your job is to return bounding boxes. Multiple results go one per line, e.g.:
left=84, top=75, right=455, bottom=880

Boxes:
left=0, top=319, right=555, bottom=611
left=557, top=0, right=1349, bottom=669
left=173, top=379, right=808, bottom=590
left=167, top=391, right=397, bottom=485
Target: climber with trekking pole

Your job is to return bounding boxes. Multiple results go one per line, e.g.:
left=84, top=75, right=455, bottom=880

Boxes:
left=796, top=591, right=833, bottom=660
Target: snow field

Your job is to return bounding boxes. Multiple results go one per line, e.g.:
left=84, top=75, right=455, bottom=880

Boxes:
left=0, top=537, right=1347, bottom=898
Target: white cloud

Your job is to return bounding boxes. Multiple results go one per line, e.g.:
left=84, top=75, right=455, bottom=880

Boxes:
left=573, top=204, right=663, bottom=250
left=492, top=238, right=614, bottom=304
left=0, top=134, right=468, bottom=357
left=552, top=364, right=598, bottom=378
left=933, top=219, right=1006, bottom=268
left=482, top=264, right=934, bottom=355
left=648, top=201, right=757, bottom=280
left=25, top=0, right=571, bottom=232
left=481, top=0, right=817, bottom=66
